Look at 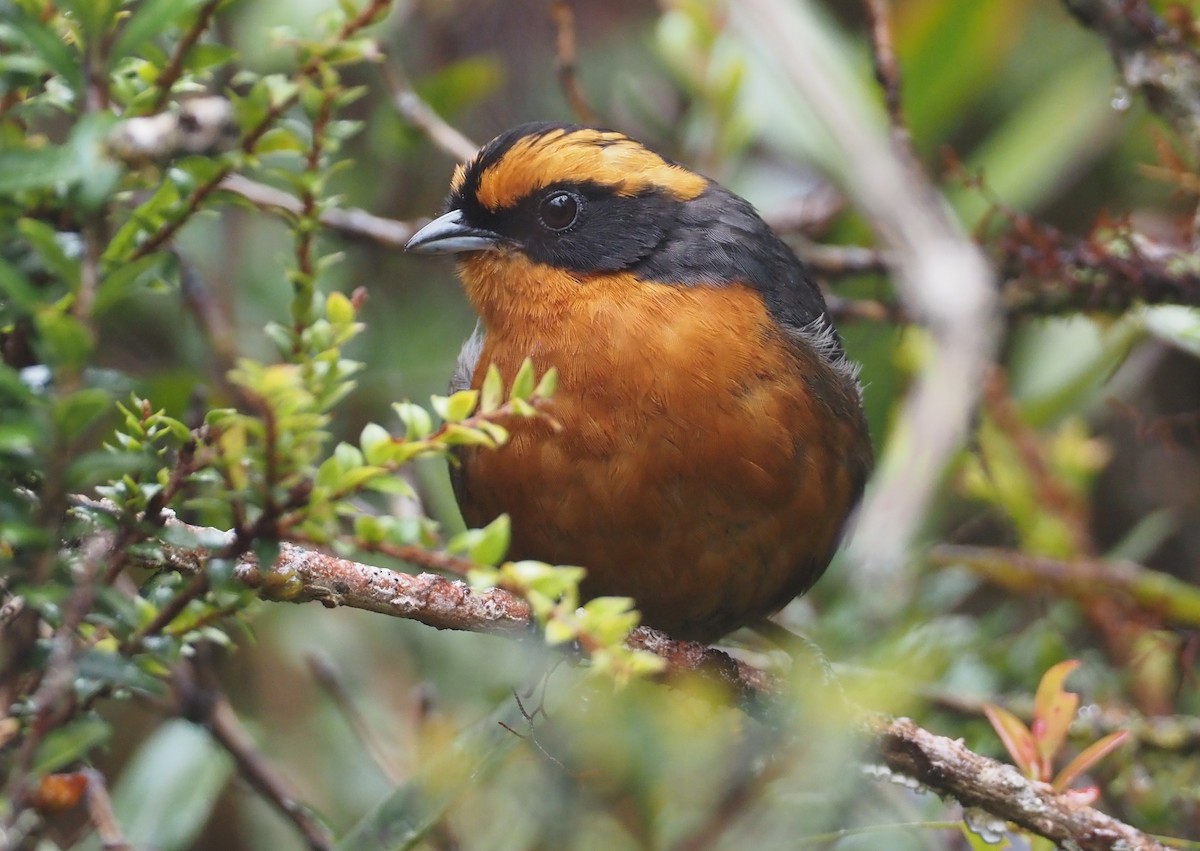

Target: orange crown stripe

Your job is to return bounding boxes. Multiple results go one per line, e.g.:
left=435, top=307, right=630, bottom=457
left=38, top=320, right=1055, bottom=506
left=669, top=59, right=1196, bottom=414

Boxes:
left=461, top=128, right=708, bottom=211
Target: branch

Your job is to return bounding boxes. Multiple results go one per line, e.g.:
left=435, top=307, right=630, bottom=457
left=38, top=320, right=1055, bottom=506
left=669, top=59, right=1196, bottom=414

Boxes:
left=929, top=544, right=1200, bottom=629
left=220, top=174, right=420, bottom=248
left=173, top=659, right=334, bottom=851
left=127, top=513, right=1172, bottom=848
left=381, top=60, right=478, bottom=162
left=550, top=0, right=597, bottom=124
left=1062, top=0, right=1200, bottom=151
left=148, top=513, right=777, bottom=705
left=872, top=717, right=1169, bottom=851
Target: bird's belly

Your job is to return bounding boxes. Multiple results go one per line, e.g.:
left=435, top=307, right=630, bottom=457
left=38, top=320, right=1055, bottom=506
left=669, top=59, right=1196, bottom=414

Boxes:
left=456, top=330, right=857, bottom=640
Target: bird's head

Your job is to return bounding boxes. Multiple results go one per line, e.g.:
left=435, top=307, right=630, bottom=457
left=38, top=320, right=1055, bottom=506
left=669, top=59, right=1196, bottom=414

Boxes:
left=407, top=122, right=837, bottom=354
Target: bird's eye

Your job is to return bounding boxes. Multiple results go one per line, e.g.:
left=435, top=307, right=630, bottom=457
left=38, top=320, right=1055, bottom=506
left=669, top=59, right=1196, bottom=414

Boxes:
left=538, top=191, right=581, bottom=232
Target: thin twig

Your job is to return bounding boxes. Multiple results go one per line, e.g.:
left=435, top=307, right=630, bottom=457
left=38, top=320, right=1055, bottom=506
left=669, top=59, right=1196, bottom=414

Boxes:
left=381, top=60, right=478, bottom=162
left=928, top=544, right=1200, bottom=629
left=550, top=0, right=597, bottom=124
left=219, top=174, right=420, bottom=248
left=176, top=661, right=334, bottom=851
left=863, top=0, right=916, bottom=160
left=82, top=769, right=132, bottom=851
left=151, top=0, right=223, bottom=112
left=308, top=653, right=404, bottom=784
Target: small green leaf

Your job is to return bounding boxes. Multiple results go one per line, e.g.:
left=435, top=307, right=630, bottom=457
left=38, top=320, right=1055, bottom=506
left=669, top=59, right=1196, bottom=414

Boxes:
left=325, top=289, right=356, bottom=325
left=110, top=0, right=208, bottom=65
left=6, top=5, right=83, bottom=90
left=18, top=218, right=81, bottom=291
left=469, top=515, right=510, bottom=566
left=510, top=357, right=535, bottom=401
left=393, top=402, right=432, bottom=440
left=442, top=389, right=479, bottom=424
left=533, top=366, right=558, bottom=399
left=544, top=618, right=578, bottom=646
left=0, top=256, right=42, bottom=312
left=479, top=364, right=503, bottom=413
left=360, top=423, right=392, bottom=465
left=105, top=720, right=234, bottom=851
left=33, top=717, right=112, bottom=775
left=35, top=309, right=94, bottom=369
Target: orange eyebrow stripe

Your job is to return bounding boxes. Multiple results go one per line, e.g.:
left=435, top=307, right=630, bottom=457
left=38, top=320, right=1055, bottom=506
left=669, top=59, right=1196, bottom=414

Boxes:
left=473, top=128, right=708, bottom=210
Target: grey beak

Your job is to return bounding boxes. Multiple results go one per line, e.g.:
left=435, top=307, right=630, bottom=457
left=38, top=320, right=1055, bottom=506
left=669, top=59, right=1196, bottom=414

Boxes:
left=405, top=209, right=501, bottom=254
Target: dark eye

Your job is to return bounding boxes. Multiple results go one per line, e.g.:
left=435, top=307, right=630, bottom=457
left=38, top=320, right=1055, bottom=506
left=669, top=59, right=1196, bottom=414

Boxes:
left=538, top=191, right=581, bottom=232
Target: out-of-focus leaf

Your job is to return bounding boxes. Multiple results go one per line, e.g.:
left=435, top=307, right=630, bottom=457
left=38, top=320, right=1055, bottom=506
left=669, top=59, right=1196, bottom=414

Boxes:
left=79, top=720, right=233, bottom=851
left=76, top=648, right=167, bottom=694
left=1053, top=730, right=1130, bottom=793
left=895, top=0, right=1034, bottom=144
left=1032, top=660, right=1080, bottom=774
left=110, top=0, right=208, bottom=65
left=33, top=717, right=112, bottom=775
left=0, top=256, right=41, bottom=312
left=337, top=699, right=526, bottom=851
left=982, top=703, right=1037, bottom=778
left=952, top=50, right=1117, bottom=224
left=5, top=5, right=83, bottom=90
left=1142, top=305, right=1200, bottom=358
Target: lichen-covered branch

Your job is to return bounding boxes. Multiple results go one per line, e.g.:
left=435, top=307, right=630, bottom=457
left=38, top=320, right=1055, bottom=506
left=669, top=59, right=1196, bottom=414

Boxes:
left=139, top=515, right=1169, bottom=849
left=872, top=717, right=1169, bottom=851
left=1063, top=0, right=1200, bottom=151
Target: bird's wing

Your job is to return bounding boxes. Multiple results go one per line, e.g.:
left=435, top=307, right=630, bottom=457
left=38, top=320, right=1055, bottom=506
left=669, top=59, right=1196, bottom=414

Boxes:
left=450, top=320, right=485, bottom=393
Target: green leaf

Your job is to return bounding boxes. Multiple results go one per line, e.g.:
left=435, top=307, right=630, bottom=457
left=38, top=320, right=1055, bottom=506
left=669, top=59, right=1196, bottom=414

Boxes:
left=533, top=366, right=557, bottom=399
left=33, top=717, right=112, bottom=775
left=0, top=256, right=42, bottom=312
left=95, top=254, right=166, bottom=314
left=441, top=389, right=479, bottom=424
left=393, top=402, right=433, bottom=439
left=110, top=0, right=208, bottom=65
left=465, top=515, right=510, bottom=567
left=1142, top=305, right=1200, bottom=359
left=59, top=0, right=120, bottom=41
left=18, top=218, right=80, bottom=290
left=54, top=388, right=113, bottom=441
left=510, top=357, right=535, bottom=401
left=5, top=5, right=83, bottom=90
left=0, top=145, right=80, bottom=196
left=99, top=720, right=234, bottom=851
left=35, top=309, right=94, bottom=369
left=360, top=422, right=393, bottom=465
left=479, top=364, right=503, bottom=413
left=76, top=648, right=167, bottom=694
left=337, top=699, right=526, bottom=851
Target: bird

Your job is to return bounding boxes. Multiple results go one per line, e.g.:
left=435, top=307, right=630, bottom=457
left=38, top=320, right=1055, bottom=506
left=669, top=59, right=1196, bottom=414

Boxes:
left=405, top=122, right=872, bottom=642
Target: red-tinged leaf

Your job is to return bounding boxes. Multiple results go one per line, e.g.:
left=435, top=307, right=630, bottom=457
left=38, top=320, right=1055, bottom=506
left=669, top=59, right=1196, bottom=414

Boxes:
left=32, top=772, right=88, bottom=814
left=983, top=703, right=1039, bottom=778
left=1034, top=660, right=1081, bottom=774
left=1052, top=730, right=1130, bottom=793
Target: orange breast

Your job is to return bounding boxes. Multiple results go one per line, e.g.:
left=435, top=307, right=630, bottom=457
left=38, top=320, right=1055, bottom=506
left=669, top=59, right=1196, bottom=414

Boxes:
left=453, top=253, right=871, bottom=640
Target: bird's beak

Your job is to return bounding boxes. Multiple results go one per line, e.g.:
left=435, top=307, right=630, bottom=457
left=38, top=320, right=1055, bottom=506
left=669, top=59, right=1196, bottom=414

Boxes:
left=405, top=209, right=501, bottom=255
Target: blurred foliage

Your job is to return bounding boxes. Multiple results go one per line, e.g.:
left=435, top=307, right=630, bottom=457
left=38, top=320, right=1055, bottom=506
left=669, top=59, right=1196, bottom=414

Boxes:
left=2, top=0, right=1200, bottom=849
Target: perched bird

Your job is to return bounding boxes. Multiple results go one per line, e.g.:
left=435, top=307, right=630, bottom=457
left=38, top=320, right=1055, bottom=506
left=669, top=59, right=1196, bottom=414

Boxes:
left=406, top=122, right=872, bottom=641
